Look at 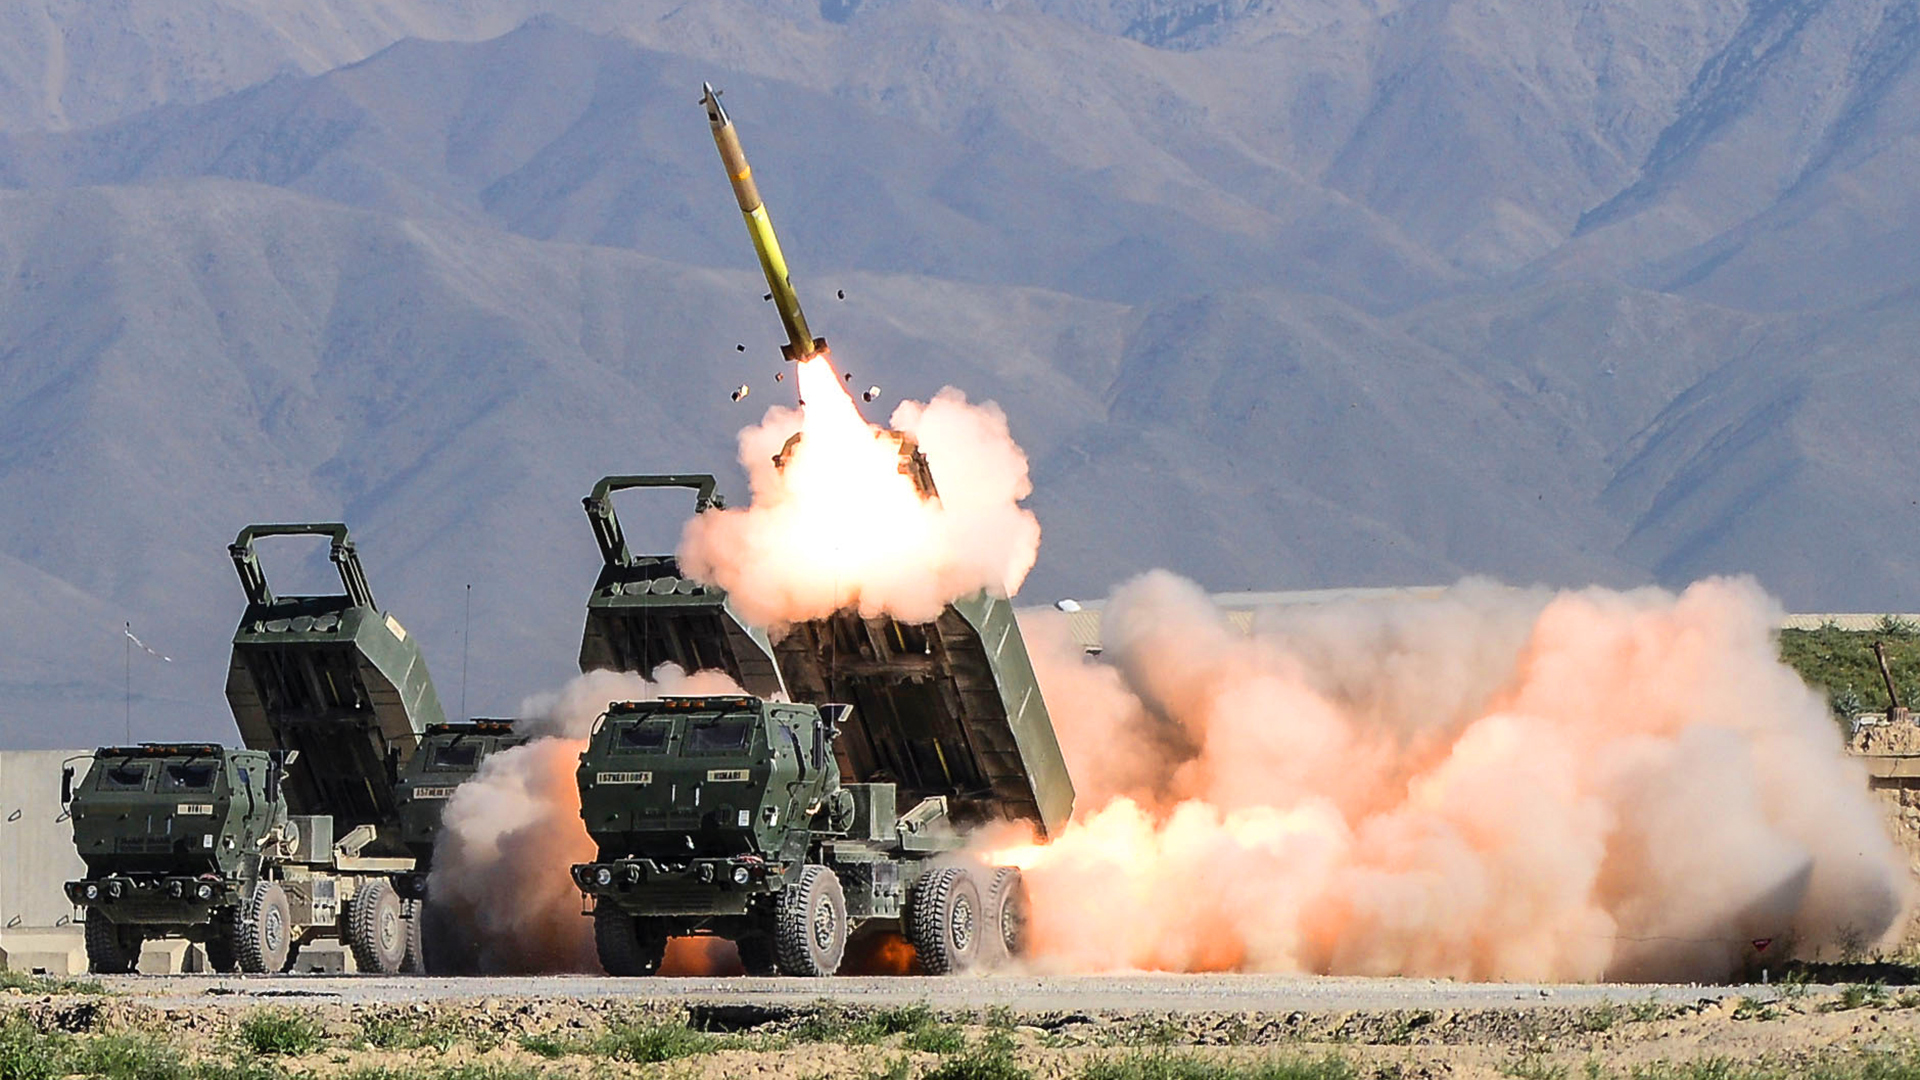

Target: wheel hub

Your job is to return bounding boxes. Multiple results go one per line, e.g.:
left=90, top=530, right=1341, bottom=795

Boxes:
left=951, top=895, right=974, bottom=952
left=813, top=898, right=835, bottom=950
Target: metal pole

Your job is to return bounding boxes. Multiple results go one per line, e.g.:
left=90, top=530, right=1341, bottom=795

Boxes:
left=124, top=622, right=131, bottom=743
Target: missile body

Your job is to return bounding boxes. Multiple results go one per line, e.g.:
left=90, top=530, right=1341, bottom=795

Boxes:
left=702, top=82, right=825, bottom=363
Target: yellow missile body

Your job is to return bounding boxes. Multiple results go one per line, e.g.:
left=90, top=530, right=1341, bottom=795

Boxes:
left=702, top=82, right=824, bottom=363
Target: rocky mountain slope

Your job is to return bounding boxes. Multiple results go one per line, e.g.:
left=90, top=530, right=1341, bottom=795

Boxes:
left=2, top=0, right=1918, bottom=744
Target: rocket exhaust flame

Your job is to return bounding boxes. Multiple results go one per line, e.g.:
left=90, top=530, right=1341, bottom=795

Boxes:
left=678, top=350, right=1041, bottom=628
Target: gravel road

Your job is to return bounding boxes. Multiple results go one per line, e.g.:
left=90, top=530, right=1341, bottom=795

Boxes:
left=107, top=973, right=1774, bottom=1013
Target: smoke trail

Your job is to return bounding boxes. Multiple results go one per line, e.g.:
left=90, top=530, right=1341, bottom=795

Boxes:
left=1004, top=573, right=1910, bottom=981
left=427, top=666, right=744, bottom=974
left=678, top=353, right=1040, bottom=626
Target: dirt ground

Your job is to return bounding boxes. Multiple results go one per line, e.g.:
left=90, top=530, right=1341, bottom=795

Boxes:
left=9, top=977, right=1920, bottom=1078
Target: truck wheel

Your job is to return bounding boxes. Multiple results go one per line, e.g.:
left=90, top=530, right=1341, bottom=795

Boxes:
left=908, top=867, right=981, bottom=975
left=982, top=867, right=1030, bottom=965
left=774, top=865, right=847, bottom=977
left=205, top=907, right=241, bottom=973
left=736, top=935, right=779, bottom=977
left=593, top=905, right=667, bottom=976
left=348, top=878, right=408, bottom=974
left=401, top=900, right=425, bottom=974
left=239, top=881, right=292, bottom=974
left=83, top=913, right=142, bottom=974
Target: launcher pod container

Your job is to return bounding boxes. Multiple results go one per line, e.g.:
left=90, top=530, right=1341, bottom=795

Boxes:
left=579, top=474, right=786, bottom=695
left=65, top=524, right=443, bottom=974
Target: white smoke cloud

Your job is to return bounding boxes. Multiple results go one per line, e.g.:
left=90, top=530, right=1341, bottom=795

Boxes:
left=1006, top=572, right=1910, bottom=981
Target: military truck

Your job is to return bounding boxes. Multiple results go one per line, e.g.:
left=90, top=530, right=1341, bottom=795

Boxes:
left=569, top=472, right=1074, bottom=976
left=64, top=523, right=443, bottom=974
left=391, top=719, right=529, bottom=972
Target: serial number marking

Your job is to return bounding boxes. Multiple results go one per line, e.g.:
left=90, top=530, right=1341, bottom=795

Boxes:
left=412, top=786, right=458, bottom=800
left=597, top=771, right=653, bottom=785
left=707, top=769, right=750, bottom=783
left=176, top=804, right=215, bottom=816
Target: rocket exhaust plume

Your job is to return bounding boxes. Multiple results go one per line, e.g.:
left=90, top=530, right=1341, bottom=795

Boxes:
left=678, top=352, right=1041, bottom=627
left=1003, top=573, right=1910, bottom=981
left=427, top=665, right=745, bottom=974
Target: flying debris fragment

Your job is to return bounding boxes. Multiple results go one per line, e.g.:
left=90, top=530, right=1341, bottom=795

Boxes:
left=837, top=289, right=845, bottom=300
left=731, top=385, right=751, bottom=402
left=775, top=372, right=784, bottom=382
left=703, top=82, right=826, bottom=366
left=736, top=344, right=746, bottom=352
left=863, top=385, right=881, bottom=403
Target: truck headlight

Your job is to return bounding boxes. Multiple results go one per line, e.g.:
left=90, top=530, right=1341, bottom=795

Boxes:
left=732, top=866, right=751, bottom=885
left=106, top=881, right=123, bottom=899
left=84, top=884, right=99, bottom=901
left=196, top=884, right=214, bottom=900
left=594, top=867, right=613, bottom=887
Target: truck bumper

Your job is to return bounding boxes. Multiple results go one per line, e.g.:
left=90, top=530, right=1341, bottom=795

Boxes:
left=65, top=875, right=240, bottom=922
left=571, top=857, right=773, bottom=916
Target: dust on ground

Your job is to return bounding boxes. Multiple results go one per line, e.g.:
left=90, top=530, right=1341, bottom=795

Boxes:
left=9, top=976, right=1920, bottom=1078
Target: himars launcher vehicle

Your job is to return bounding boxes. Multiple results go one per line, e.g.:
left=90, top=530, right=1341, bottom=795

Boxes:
left=63, top=524, right=447, bottom=974
left=570, top=468, right=1072, bottom=976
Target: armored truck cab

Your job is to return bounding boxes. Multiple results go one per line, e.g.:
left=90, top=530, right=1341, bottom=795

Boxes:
left=579, top=475, right=785, bottom=696
left=394, top=721, right=528, bottom=871
left=391, top=720, right=529, bottom=973
left=575, top=694, right=1017, bottom=977
left=64, top=745, right=282, bottom=972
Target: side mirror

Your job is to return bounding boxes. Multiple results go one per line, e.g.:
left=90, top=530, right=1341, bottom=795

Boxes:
left=815, top=705, right=852, bottom=771
left=265, top=751, right=286, bottom=805
left=60, top=766, right=73, bottom=805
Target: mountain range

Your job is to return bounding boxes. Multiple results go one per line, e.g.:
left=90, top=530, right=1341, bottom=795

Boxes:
left=2, top=0, right=1918, bottom=745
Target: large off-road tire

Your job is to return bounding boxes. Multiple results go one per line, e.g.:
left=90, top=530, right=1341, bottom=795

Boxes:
left=238, top=880, right=292, bottom=974
left=736, top=935, right=779, bottom=977
left=774, top=865, right=847, bottom=977
left=593, top=906, right=667, bottom=976
left=347, top=878, right=407, bottom=974
left=205, top=906, right=241, bottom=973
left=83, top=913, right=142, bottom=974
left=907, top=866, right=982, bottom=975
left=982, top=867, right=1030, bottom=966
left=401, top=899, right=425, bottom=974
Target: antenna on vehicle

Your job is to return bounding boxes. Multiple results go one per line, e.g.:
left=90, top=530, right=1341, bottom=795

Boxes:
left=461, top=583, right=472, bottom=720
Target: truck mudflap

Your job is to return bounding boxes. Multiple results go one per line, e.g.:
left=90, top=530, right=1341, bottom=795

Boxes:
left=572, top=855, right=775, bottom=916
left=65, top=874, right=241, bottom=922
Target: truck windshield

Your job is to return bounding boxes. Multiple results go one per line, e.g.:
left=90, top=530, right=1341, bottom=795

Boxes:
left=98, top=762, right=152, bottom=791
left=616, top=719, right=672, bottom=753
left=161, top=763, right=218, bottom=792
left=428, top=744, right=480, bottom=770
left=685, top=714, right=754, bottom=753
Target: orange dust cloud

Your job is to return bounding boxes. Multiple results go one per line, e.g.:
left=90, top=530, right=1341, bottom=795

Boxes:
left=1006, top=574, right=1910, bottom=982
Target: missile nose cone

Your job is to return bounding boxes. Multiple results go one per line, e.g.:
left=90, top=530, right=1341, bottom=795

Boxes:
left=701, top=81, right=730, bottom=127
